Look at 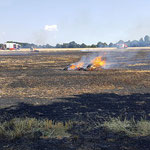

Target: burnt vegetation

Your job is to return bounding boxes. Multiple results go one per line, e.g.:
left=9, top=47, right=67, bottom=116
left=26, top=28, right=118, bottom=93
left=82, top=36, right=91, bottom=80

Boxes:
left=0, top=51, right=150, bottom=150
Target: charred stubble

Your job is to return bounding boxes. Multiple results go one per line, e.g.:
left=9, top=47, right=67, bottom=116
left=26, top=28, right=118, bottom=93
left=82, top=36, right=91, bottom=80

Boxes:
left=0, top=51, right=150, bottom=106
left=0, top=51, right=150, bottom=150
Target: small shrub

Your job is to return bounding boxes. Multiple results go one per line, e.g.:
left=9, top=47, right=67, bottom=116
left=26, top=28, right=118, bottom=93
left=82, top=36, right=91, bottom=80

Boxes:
left=0, top=118, right=73, bottom=141
left=102, top=117, right=150, bottom=137
left=102, top=117, right=131, bottom=133
left=135, top=119, right=150, bottom=136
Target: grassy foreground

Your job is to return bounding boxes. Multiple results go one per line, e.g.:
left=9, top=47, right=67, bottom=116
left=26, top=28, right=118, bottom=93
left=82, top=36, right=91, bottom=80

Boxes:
left=1, top=117, right=150, bottom=141
left=0, top=118, right=72, bottom=140
left=102, top=117, right=150, bottom=137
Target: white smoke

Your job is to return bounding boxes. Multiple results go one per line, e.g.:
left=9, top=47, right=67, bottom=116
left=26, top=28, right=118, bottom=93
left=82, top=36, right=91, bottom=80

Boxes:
left=44, top=25, right=58, bottom=32
left=75, top=48, right=150, bottom=70
left=33, top=30, right=48, bottom=45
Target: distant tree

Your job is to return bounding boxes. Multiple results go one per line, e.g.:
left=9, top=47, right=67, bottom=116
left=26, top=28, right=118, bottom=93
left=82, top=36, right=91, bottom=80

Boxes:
left=103, top=42, right=108, bottom=47
left=45, top=44, right=53, bottom=48
left=68, top=41, right=79, bottom=48
left=38, top=45, right=42, bottom=48
left=144, top=35, right=150, bottom=46
left=6, top=41, right=14, bottom=43
left=62, top=43, right=69, bottom=48
left=144, top=35, right=150, bottom=42
left=139, top=38, right=144, bottom=47
left=130, top=40, right=140, bottom=47
left=91, top=44, right=97, bottom=48
left=86, top=45, right=91, bottom=48
left=97, top=42, right=103, bottom=47
left=5, top=35, right=150, bottom=49
left=117, top=40, right=124, bottom=44
left=80, top=43, right=87, bottom=48
left=109, top=43, right=114, bottom=47
left=97, top=42, right=108, bottom=47
left=56, top=44, right=62, bottom=48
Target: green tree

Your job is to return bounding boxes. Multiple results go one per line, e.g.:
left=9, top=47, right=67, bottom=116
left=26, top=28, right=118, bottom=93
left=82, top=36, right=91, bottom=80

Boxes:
left=62, top=43, right=69, bottom=48
left=139, top=38, right=144, bottom=47
left=80, top=43, right=87, bottom=48
left=97, top=42, right=108, bottom=47
left=91, top=44, right=97, bottom=48
left=97, top=42, right=103, bottom=47
left=56, top=44, right=62, bottom=48
left=144, top=35, right=150, bottom=42
left=68, top=41, right=79, bottom=48
left=109, top=43, right=113, bottom=47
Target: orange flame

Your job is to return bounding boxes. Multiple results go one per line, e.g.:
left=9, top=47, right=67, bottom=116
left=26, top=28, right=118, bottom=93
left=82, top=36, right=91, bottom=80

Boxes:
left=76, top=62, right=84, bottom=68
left=68, top=56, right=106, bottom=71
left=69, top=62, right=84, bottom=70
left=90, top=56, right=106, bottom=69
left=69, top=64, right=76, bottom=70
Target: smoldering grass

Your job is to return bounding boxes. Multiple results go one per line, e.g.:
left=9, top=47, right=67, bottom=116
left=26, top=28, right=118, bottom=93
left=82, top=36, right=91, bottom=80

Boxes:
left=0, top=118, right=73, bottom=141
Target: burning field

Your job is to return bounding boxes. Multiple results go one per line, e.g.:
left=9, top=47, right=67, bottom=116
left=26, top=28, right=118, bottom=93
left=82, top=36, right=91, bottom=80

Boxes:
left=0, top=49, right=150, bottom=150
left=64, top=54, right=106, bottom=71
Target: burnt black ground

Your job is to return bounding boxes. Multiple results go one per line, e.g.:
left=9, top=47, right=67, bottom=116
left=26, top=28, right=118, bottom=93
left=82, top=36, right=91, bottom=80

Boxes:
left=0, top=50, right=150, bottom=150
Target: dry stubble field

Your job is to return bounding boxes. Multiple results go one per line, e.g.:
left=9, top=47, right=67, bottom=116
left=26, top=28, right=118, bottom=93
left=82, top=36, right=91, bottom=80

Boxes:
left=0, top=49, right=150, bottom=150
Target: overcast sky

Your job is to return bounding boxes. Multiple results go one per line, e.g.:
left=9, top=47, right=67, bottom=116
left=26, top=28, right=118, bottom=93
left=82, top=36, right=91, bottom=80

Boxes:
left=0, top=0, right=150, bottom=45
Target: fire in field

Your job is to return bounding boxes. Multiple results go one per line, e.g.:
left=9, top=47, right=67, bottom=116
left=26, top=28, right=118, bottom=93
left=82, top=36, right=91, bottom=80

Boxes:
left=65, top=48, right=150, bottom=71
left=65, top=53, right=106, bottom=71
left=0, top=49, right=150, bottom=150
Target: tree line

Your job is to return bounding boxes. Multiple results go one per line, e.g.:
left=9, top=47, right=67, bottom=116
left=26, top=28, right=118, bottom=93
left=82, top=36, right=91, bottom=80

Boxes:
left=4, top=35, right=150, bottom=48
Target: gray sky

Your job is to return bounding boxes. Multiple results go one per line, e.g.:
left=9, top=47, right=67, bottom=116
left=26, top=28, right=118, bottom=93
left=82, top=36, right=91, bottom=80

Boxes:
left=0, top=0, right=150, bottom=45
